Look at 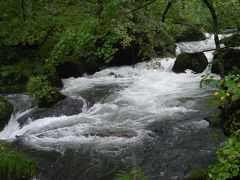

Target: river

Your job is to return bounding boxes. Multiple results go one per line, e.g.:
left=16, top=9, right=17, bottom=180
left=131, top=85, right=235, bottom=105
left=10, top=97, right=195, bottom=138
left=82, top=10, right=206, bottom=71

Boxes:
left=0, top=34, right=227, bottom=180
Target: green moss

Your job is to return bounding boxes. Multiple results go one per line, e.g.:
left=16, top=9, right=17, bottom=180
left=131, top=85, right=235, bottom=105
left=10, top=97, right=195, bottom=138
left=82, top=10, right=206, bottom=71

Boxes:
left=0, top=97, right=13, bottom=130
left=0, top=141, right=37, bottom=180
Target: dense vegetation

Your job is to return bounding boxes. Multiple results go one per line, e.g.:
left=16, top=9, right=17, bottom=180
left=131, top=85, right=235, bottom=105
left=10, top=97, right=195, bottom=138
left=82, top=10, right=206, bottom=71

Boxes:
left=1, top=0, right=239, bottom=95
left=0, top=141, right=37, bottom=180
left=1, top=0, right=240, bottom=179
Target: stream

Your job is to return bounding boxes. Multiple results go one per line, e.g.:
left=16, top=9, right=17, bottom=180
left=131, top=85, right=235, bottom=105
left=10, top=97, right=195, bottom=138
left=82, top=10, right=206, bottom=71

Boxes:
left=0, top=35, right=228, bottom=180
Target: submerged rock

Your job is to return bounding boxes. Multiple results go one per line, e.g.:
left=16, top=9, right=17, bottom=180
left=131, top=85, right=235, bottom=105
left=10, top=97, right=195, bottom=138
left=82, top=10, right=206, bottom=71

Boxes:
left=211, top=48, right=240, bottom=75
left=18, top=98, right=84, bottom=126
left=172, top=52, right=208, bottom=73
left=83, top=130, right=137, bottom=138
left=0, top=97, right=13, bottom=130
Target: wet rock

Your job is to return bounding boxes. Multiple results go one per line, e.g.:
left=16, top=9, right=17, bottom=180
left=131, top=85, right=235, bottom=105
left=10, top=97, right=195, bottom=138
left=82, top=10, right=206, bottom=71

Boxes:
left=80, top=84, right=120, bottom=107
left=83, top=130, right=137, bottom=138
left=107, top=72, right=124, bottom=78
left=204, top=115, right=221, bottom=127
left=38, top=90, right=65, bottom=108
left=0, top=97, right=13, bottom=130
left=172, top=52, right=208, bottom=73
left=186, top=168, right=208, bottom=180
left=47, top=72, right=63, bottom=88
left=211, top=48, right=240, bottom=75
left=220, top=33, right=240, bottom=47
left=222, top=29, right=238, bottom=34
left=56, top=60, right=101, bottom=79
left=18, top=98, right=84, bottom=126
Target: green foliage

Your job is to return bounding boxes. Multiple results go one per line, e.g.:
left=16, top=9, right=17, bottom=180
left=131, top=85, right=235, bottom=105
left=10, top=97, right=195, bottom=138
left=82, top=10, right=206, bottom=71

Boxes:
left=27, top=76, right=64, bottom=107
left=0, top=141, right=37, bottom=180
left=201, top=74, right=240, bottom=107
left=201, top=73, right=240, bottom=133
left=0, top=97, right=12, bottom=119
left=208, top=130, right=240, bottom=180
left=0, top=97, right=13, bottom=129
left=116, top=167, right=148, bottom=180
left=48, top=0, right=176, bottom=67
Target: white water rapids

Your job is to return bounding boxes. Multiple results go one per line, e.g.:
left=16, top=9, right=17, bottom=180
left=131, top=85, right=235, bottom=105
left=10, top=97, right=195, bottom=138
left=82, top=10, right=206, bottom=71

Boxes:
left=0, top=34, right=228, bottom=150
left=0, top=34, right=231, bottom=179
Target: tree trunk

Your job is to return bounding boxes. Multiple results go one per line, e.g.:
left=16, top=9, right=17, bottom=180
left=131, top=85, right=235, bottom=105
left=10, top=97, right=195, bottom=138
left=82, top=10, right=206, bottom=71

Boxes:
left=21, top=0, right=26, bottom=21
left=201, top=0, right=220, bottom=50
left=162, top=0, right=176, bottom=23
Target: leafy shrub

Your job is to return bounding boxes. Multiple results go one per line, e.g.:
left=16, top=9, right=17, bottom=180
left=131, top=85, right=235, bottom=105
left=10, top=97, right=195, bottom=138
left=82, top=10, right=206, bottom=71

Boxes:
left=116, top=167, right=148, bottom=180
left=200, top=73, right=240, bottom=134
left=208, top=130, right=240, bottom=180
left=27, top=76, right=64, bottom=107
left=0, top=141, right=37, bottom=180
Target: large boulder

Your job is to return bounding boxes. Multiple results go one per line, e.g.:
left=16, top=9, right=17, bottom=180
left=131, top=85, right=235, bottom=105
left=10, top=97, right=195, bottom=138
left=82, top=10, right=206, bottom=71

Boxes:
left=172, top=52, right=208, bottom=73
left=56, top=60, right=101, bottom=79
left=220, top=33, right=240, bottom=47
left=211, top=48, right=240, bottom=75
left=18, top=98, right=84, bottom=126
left=0, top=97, right=13, bottom=130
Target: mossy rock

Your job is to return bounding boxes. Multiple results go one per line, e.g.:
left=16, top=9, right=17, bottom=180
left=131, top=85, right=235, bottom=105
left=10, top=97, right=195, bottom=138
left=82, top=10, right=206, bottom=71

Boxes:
left=27, top=76, right=65, bottom=108
left=0, top=141, right=38, bottom=180
left=186, top=169, right=209, bottom=180
left=172, top=52, right=208, bottom=73
left=0, top=97, right=13, bottom=130
left=37, top=90, right=65, bottom=108
left=220, top=33, right=240, bottom=47
left=174, top=27, right=206, bottom=42
left=212, top=48, right=240, bottom=75
left=56, top=59, right=101, bottom=78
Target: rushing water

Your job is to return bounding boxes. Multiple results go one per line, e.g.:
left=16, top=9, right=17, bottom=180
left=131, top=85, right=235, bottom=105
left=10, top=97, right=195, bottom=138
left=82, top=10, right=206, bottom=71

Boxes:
left=0, top=35, right=228, bottom=180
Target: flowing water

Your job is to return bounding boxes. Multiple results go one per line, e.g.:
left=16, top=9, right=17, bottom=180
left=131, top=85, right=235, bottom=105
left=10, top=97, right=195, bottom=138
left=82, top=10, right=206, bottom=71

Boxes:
left=0, top=35, right=228, bottom=180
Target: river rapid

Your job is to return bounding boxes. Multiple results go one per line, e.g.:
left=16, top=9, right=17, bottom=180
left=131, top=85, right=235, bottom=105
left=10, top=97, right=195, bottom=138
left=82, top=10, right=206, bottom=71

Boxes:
left=0, top=35, right=228, bottom=180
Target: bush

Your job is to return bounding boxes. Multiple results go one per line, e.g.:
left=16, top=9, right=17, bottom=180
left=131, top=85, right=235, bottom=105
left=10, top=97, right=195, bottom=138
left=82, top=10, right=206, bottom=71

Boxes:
left=201, top=73, right=240, bottom=136
left=27, top=76, right=64, bottom=108
left=0, top=141, right=37, bottom=180
left=208, top=130, right=240, bottom=180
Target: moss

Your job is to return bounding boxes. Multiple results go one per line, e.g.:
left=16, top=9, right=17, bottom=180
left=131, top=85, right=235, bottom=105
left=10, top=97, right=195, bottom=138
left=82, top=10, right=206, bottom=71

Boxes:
left=0, top=141, right=38, bottom=180
left=0, top=97, right=13, bottom=130
left=186, top=169, right=209, bottom=180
